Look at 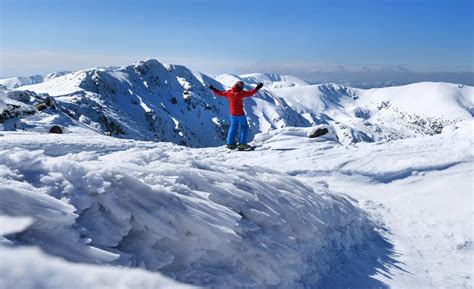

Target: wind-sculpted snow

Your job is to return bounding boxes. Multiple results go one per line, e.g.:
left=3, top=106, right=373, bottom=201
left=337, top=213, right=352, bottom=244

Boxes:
left=0, top=137, right=381, bottom=288
left=0, top=218, right=196, bottom=289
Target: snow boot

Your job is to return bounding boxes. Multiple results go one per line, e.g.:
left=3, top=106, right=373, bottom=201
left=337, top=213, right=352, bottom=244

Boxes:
left=237, top=144, right=252, bottom=151
left=226, top=144, right=238, bottom=150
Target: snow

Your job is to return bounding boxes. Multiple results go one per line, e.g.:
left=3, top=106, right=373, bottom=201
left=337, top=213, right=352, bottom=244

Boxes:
left=227, top=120, right=473, bottom=289
left=0, top=59, right=473, bottom=288
left=0, top=132, right=379, bottom=288
left=1, top=118, right=472, bottom=288
left=0, top=216, right=33, bottom=236
left=216, top=73, right=310, bottom=89
left=3, top=59, right=312, bottom=147
left=272, top=82, right=474, bottom=143
left=20, top=71, right=87, bottom=96
left=358, top=82, right=474, bottom=119
left=2, top=59, right=472, bottom=146
left=0, top=246, right=196, bottom=289
left=0, top=71, right=71, bottom=89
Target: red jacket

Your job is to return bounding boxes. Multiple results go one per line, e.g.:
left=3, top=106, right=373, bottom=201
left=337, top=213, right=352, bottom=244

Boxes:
left=212, top=86, right=258, bottom=116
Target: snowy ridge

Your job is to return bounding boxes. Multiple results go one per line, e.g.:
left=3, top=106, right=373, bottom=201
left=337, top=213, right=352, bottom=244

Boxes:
left=216, top=72, right=310, bottom=89
left=0, top=134, right=381, bottom=288
left=272, top=82, right=473, bottom=143
left=1, top=59, right=472, bottom=146
left=3, top=59, right=309, bottom=146
left=0, top=71, right=71, bottom=89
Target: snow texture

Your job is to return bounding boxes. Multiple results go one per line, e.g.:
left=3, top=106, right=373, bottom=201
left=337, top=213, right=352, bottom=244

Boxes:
left=0, top=132, right=384, bottom=288
left=2, top=59, right=471, bottom=147
left=0, top=59, right=472, bottom=289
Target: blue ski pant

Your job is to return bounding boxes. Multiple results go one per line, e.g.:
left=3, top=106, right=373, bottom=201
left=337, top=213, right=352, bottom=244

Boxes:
left=227, top=115, right=249, bottom=145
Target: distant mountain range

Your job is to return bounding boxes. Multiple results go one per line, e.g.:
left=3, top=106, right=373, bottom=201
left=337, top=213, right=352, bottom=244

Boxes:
left=0, top=71, right=71, bottom=89
left=1, top=59, right=472, bottom=146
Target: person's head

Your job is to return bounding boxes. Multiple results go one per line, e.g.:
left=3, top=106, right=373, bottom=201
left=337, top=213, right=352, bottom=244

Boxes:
left=232, top=81, right=245, bottom=92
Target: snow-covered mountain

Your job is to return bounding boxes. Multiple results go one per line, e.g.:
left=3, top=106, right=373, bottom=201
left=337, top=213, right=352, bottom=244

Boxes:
left=271, top=82, right=473, bottom=144
left=0, top=71, right=71, bottom=89
left=0, top=59, right=473, bottom=288
left=216, top=72, right=310, bottom=89
left=335, top=80, right=403, bottom=89
left=2, top=60, right=471, bottom=147
left=1, top=60, right=308, bottom=147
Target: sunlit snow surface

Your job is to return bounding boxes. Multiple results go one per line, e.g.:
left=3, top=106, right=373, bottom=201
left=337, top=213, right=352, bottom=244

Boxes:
left=0, top=129, right=383, bottom=288
left=0, top=61, right=473, bottom=288
left=0, top=120, right=472, bottom=288
left=2, top=59, right=472, bottom=147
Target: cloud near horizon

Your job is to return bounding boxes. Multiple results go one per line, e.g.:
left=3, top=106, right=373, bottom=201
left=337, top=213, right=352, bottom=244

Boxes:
left=1, top=51, right=473, bottom=86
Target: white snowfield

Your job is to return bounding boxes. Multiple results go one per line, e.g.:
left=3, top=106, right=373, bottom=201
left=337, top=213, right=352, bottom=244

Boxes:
left=271, top=82, right=473, bottom=144
left=0, top=120, right=472, bottom=288
left=0, top=59, right=473, bottom=288
left=1, top=131, right=379, bottom=289
left=0, top=71, right=71, bottom=89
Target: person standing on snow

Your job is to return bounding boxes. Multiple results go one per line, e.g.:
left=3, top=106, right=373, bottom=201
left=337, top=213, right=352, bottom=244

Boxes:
left=209, top=81, right=264, bottom=150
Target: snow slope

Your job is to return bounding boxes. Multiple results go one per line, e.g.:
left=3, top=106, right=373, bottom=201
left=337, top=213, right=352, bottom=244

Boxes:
left=4, top=60, right=308, bottom=146
left=0, top=118, right=472, bottom=288
left=1, top=60, right=472, bottom=147
left=0, top=131, right=382, bottom=289
left=216, top=73, right=310, bottom=89
left=0, top=120, right=474, bottom=288
left=218, top=120, right=473, bottom=289
left=272, top=82, right=473, bottom=143
left=0, top=71, right=71, bottom=89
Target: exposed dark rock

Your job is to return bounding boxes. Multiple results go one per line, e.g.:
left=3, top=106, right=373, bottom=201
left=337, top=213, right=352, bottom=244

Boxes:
left=35, top=97, right=55, bottom=111
left=49, top=125, right=63, bottom=134
left=0, top=104, right=35, bottom=123
left=98, top=115, right=125, bottom=136
left=309, top=128, right=329, bottom=138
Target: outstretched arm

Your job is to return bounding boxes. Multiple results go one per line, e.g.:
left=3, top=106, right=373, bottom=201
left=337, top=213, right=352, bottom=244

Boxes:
left=241, top=83, right=264, bottom=98
left=209, top=84, right=227, bottom=97
left=240, top=89, right=258, bottom=98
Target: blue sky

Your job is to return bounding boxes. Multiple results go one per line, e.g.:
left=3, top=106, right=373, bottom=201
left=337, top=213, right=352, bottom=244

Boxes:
left=1, top=0, right=473, bottom=83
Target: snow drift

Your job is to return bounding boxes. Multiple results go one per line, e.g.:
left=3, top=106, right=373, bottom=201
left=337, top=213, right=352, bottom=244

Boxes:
left=0, top=136, right=381, bottom=288
left=0, top=217, right=196, bottom=289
